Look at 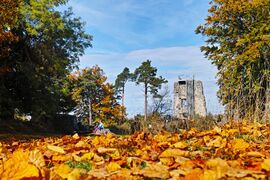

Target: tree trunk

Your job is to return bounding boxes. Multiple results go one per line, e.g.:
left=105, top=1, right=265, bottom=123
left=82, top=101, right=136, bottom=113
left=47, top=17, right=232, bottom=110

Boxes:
left=88, top=99, right=92, bottom=125
left=262, top=50, right=269, bottom=122
left=144, top=83, right=148, bottom=123
left=263, top=84, right=270, bottom=123
left=122, top=86, right=125, bottom=121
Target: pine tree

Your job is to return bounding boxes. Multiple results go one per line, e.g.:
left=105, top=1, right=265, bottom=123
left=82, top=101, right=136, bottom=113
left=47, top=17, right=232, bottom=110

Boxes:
left=133, top=60, right=167, bottom=123
left=115, top=67, right=131, bottom=119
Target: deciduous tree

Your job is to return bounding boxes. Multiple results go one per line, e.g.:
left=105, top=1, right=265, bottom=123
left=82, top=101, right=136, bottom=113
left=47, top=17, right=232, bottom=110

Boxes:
left=0, top=0, right=92, bottom=121
left=196, top=0, right=270, bottom=120
left=0, top=0, right=20, bottom=43
left=65, top=66, right=122, bottom=126
left=149, top=85, right=172, bottom=117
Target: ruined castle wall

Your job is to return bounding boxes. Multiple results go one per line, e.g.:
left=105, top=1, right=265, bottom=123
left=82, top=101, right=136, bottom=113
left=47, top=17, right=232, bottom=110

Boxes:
left=173, top=80, right=207, bottom=118
left=173, top=82, right=187, bottom=118
left=194, top=81, right=207, bottom=117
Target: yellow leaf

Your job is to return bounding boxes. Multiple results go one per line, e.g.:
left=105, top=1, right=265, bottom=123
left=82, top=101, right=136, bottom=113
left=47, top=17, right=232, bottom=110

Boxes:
left=242, top=177, right=256, bottom=180
left=110, top=149, right=120, bottom=160
left=81, top=152, right=95, bottom=161
left=227, top=129, right=238, bottom=136
left=245, top=151, right=264, bottom=158
left=206, top=136, right=223, bottom=147
left=252, top=130, right=262, bottom=137
left=67, top=168, right=82, bottom=180
left=190, top=151, right=204, bottom=157
left=231, top=139, right=249, bottom=151
left=261, top=159, right=270, bottom=171
left=54, top=164, right=72, bottom=179
left=72, top=153, right=81, bottom=161
left=106, top=162, right=121, bottom=173
left=159, top=148, right=189, bottom=158
left=72, top=133, right=80, bottom=140
left=206, top=158, right=229, bottom=169
left=169, top=169, right=186, bottom=177
left=213, top=126, right=222, bottom=134
left=93, top=154, right=104, bottom=162
left=91, top=137, right=100, bottom=146
left=183, top=168, right=203, bottom=180
left=133, top=163, right=170, bottom=179
left=114, top=169, right=132, bottom=178
left=29, top=150, right=45, bottom=167
left=160, top=157, right=174, bottom=166
left=206, top=158, right=230, bottom=179
left=52, top=154, right=72, bottom=162
left=172, top=141, right=188, bottom=149
left=1, top=160, right=39, bottom=180
left=175, top=156, right=189, bottom=163
left=11, top=149, right=29, bottom=162
left=203, top=170, right=219, bottom=180
left=203, top=135, right=211, bottom=143
left=97, top=147, right=117, bottom=154
left=88, top=169, right=108, bottom=178
left=75, top=140, right=87, bottom=148
left=47, top=145, right=65, bottom=154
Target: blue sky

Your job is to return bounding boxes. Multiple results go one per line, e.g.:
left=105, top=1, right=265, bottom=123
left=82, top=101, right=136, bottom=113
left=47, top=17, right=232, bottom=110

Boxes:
left=62, top=0, right=223, bottom=116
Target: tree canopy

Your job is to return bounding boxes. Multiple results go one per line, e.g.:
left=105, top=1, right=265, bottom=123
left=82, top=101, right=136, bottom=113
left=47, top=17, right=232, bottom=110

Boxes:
left=0, top=0, right=92, bottom=121
left=64, top=66, right=122, bottom=126
left=196, top=0, right=270, bottom=120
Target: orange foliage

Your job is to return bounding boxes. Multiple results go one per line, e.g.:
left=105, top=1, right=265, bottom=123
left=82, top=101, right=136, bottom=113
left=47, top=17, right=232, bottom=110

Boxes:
left=0, top=121, right=270, bottom=179
left=0, top=0, right=20, bottom=43
left=67, top=66, right=122, bottom=125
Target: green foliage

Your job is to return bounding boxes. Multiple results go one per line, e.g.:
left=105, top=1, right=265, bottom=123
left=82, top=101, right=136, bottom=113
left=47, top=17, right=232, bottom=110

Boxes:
left=133, top=60, right=167, bottom=96
left=19, top=0, right=67, bottom=36
left=115, top=67, right=131, bottom=119
left=196, top=0, right=270, bottom=120
left=115, top=67, right=131, bottom=95
left=0, top=0, right=92, bottom=121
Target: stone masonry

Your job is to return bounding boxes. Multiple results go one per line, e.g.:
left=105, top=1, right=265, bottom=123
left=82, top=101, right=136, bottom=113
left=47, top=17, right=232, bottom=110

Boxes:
left=173, top=80, right=207, bottom=118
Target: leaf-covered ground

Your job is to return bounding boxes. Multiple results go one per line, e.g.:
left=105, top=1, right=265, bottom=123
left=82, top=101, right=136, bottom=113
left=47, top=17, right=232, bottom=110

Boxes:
left=1, top=121, right=270, bottom=179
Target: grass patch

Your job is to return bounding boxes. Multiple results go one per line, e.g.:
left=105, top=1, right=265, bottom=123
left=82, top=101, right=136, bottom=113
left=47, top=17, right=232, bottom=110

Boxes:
left=65, top=161, right=92, bottom=171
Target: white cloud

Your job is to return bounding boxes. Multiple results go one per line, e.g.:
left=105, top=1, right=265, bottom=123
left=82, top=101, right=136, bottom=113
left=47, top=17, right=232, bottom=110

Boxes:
left=79, top=46, right=224, bottom=117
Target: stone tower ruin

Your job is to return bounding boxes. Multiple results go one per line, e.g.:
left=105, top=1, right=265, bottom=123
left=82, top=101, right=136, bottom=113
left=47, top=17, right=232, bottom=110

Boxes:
left=173, top=79, right=207, bottom=118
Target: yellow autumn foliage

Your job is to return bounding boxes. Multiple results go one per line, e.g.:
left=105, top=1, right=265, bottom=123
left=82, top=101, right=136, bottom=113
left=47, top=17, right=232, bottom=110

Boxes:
left=0, top=121, right=270, bottom=179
